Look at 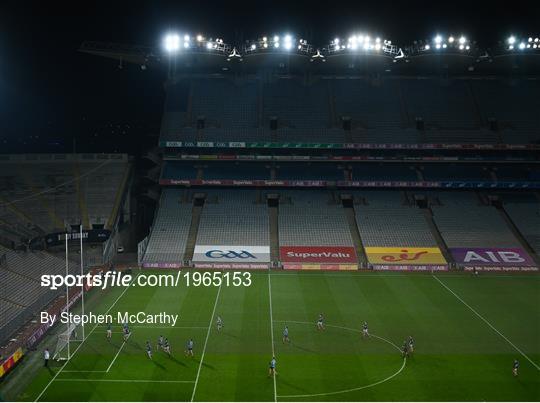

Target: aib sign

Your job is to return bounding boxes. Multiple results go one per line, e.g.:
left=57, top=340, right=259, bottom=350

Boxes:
left=450, top=248, right=535, bottom=266
left=193, top=245, right=270, bottom=263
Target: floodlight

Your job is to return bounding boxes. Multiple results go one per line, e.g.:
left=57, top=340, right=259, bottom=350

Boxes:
left=509, top=45, right=514, bottom=50
left=535, top=38, right=539, bottom=42
left=334, top=38, right=340, bottom=44
left=529, top=37, right=533, bottom=42
left=285, top=42, right=292, bottom=50
left=251, top=44, right=256, bottom=50
left=435, top=44, right=441, bottom=49
left=274, top=42, right=280, bottom=48
left=435, top=35, right=442, bottom=44
left=284, top=34, right=292, bottom=42
left=527, top=44, right=531, bottom=48
left=425, top=44, right=430, bottom=50
left=449, top=36, right=455, bottom=43
left=206, top=42, right=213, bottom=49
left=184, top=34, right=190, bottom=41
left=459, top=36, right=466, bottom=44
left=184, top=41, right=190, bottom=49
left=263, top=43, right=268, bottom=48
left=534, top=44, right=538, bottom=49
left=164, top=33, right=180, bottom=52
left=351, top=43, right=358, bottom=50
left=519, top=42, right=526, bottom=49
left=197, top=35, right=203, bottom=42
left=442, top=43, right=447, bottom=48
left=459, top=44, right=464, bottom=50
left=508, top=36, right=516, bottom=44
left=465, top=45, right=470, bottom=50
left=374, top=43, right=381, bottom=50
left=298, top=45, right=302, bottom=49
left=365, top=35, right=370, bottom=42
left=263, top=36, right=268, bottom=42
left=375, top=37, right=381, bottom=43
left=274, top=35, right=279, bottom=42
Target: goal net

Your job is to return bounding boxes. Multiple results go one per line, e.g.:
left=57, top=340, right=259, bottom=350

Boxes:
left=53, top=323, right=83, bottom=361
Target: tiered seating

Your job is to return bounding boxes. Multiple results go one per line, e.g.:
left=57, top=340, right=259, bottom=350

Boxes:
left=421, top=164, right=491, bottom=181
left=431, top=192, right=520, bottom=248
left=275, top=163, right=344, bottom=181
left=159, top=77, right=540, bottom=145
left=472, top=79, right=540, bottom=144
left=350, top=164, right=418, bottom=181
left=202, top=163, right=270, bottom=180
left=0, top=246, right=82, bottom=340
left=196, top=191, right=269, bottom=246
left=142, top=189, right=193, bottom=263
left=354, top=191, right=436, bottom=247
left=279, top=191, right=352, bottom=246
left=503, top=195, right=540, bottom=254
left=263, top=80, right=330, bottom=130
left=402, top=79, right=479, bottom=130
left=0, top=154, right=128, bottom=241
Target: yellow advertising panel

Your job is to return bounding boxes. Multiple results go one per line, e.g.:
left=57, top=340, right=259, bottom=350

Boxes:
left=365, top=247, right=446, bottom=264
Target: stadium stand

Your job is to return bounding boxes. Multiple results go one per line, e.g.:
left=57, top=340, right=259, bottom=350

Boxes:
left=354, top=191, right=437, bottom=247
left=278, top=190, right=353, bottom=246
left=0, top=154, right=129, bottom=243
left=159, top=77, right=539, bottom=145
left=141, top=188, right=193, bottom=264
left=502, top=194, right=540, bottom=254
left=195, top=190, right=269, bottom=246
left=430, top=192, right=521, bottom=248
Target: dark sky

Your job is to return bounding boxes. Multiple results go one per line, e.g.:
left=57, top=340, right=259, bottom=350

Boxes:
left=1, top=0, right=538, bottom=154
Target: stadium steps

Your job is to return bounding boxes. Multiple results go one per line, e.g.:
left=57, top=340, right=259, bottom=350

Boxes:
left=268, top=202, right=279, bottom=263
left=343, top=202, right=367, bottom=266
left=497, top=204, right=540, bottom=265
left=421, top=208, right=454, bottom=265
left=183, top=199, right=204, bottom=262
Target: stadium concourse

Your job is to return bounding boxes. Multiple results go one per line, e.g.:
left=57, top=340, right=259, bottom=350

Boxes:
left=1, top=31, right=540, bottom=402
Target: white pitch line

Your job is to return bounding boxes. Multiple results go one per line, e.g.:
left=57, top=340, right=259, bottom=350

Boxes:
left=433, top=274, right=540, bottom=371
left=34, top=274, right=138, bottom=402
left=54, top=378, right=195, bottom=383
left=61, top=370, right=107, bottom=373
left=106, top=340, right=127, bottom=372
left=190, top=282, right=222, bottom=402
left=268, top=270, right=277, bottom=402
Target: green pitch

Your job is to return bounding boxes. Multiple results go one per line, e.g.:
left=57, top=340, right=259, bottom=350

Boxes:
left=12, top=270, right=540, bottom=401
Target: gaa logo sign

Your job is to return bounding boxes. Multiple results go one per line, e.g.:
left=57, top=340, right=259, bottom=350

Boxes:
left=205, top=250, right=257, bottom=259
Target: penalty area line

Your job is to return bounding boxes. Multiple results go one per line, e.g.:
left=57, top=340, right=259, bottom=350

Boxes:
left=432, top=274, right=540, bottom=371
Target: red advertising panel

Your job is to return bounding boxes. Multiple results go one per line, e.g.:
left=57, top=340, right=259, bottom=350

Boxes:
left=280, top=246, right=357, bottom=263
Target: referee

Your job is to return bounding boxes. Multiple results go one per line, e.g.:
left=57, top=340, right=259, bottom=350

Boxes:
left=44, top=348, right=50, bottom=367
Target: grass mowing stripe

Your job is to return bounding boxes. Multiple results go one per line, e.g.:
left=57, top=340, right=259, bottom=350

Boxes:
left=268, top=269, right=277, bottom=403
left=432, top=274, right=540, bottom=371
left=34, top=273, right=139, bottom=402
left=54, top=379, right=195, bottom=383
left=190, top=282, right=222, bottom=402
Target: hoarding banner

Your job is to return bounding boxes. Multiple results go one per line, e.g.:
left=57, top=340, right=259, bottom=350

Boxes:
left=280, top=246, right=357, bottom=263
left=283, top=263, right=357, bottom=271
left=142, top=262, right=183, bottom=268
left=450, top=248, right=536, bottom=267
left=193, top=263, right=268, bottom=269
left=0, top=348, right=23, bottom=379
left=463, top=266, right=538, bottom=272
left=193, top=245, right=270, bottom=263
left=371, top=265, right=448, bottom=271
left=365, top=247, right=446, bottom=265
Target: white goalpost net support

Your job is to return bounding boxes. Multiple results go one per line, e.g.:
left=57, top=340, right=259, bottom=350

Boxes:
left=53, top=323, right=82, bottom=361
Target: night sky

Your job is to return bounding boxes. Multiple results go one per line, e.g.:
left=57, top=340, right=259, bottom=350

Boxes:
left=1, top=1, right=538, bottom=155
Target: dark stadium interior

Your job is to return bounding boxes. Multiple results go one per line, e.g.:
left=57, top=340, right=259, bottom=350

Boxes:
left=0, top=1, right=539, bottom=401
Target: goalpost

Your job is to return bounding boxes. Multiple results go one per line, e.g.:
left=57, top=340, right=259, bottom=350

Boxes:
left=53, top=226, right=86, bottom=361
left=53, top=323, right=82, bottom=361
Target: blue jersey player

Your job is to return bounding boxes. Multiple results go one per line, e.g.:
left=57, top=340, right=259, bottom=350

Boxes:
left=146, top=341, right=152, bottom=360
left=185, top=339, right=194, bottom=357
left=282, top=326, right=290, bottom=344
left=268, top=356, right=277, bottom=377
